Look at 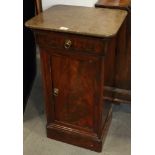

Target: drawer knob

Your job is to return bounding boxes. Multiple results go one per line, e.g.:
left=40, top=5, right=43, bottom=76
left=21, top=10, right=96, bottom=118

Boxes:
left=53, top=88, right=59, bottom=96
left=64, top=40, right=72, bottom=49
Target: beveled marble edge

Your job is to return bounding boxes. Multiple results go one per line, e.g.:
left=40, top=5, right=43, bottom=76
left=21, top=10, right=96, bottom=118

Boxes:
left=25, top=5, right=127, bottom=38
left=25, top=24, right=121, bottom=38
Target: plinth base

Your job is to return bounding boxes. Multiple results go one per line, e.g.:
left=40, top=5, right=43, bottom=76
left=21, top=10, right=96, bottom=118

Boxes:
left=46, top=108, right=112, bottom=152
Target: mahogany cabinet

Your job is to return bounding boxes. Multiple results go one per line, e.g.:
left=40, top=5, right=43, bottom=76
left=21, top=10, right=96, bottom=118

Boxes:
left=25, top=5, right=127, bottom=152
left=95, top=0, right=131, bottom=104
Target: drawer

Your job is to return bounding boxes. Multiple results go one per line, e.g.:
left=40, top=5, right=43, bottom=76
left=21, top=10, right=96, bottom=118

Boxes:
left=35, top=30, right=105, bottom=55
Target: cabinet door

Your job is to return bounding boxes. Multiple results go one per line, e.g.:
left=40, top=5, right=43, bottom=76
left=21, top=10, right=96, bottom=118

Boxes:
left=48, top=52, right=103, bottom=131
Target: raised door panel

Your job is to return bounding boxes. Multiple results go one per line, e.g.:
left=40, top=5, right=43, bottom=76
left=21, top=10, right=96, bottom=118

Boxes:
left=50, top=53, right=102, bottom=131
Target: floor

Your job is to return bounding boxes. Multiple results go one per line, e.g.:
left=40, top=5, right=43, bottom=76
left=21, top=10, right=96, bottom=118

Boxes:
left=23, top=56, right=131, bottom=155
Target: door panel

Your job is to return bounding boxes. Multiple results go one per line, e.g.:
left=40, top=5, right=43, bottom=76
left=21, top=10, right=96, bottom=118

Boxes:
left=50, top=54, right=101, bottom=130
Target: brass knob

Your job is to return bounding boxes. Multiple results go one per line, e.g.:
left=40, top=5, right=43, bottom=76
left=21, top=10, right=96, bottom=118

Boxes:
left=53, top=88, right=59, bottom=96
left=64, top=39, right=72, bottom=49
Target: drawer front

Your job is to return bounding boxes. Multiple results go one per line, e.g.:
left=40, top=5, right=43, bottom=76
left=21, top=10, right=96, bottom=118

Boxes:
left=35, top=30, right=105, bottom=55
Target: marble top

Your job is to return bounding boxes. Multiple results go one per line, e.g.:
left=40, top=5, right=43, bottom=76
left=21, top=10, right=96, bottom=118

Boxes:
left=25, top=5, right=127, bottom=38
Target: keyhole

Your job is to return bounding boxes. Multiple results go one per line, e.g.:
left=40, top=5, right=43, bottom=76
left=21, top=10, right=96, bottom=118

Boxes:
left=53, top=88, right=59, bottom=96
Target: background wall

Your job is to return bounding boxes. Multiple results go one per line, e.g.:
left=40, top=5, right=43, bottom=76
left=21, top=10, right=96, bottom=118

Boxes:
left=42, top=0, right=97, bottom=10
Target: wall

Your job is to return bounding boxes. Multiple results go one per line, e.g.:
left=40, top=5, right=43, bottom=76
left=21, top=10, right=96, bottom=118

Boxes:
left=42, top=0, right=97, bottom=10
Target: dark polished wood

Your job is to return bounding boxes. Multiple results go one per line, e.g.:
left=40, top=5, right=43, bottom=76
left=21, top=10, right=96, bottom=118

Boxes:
left=95, top=0, right=131, bottom=104
left=35, top=30, right=114, bottom=152
left=35, top=0, right=42, bottom=14
left=95, top=0, right=131, bottom=10
left=25, top=5, right=127, bottom=152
